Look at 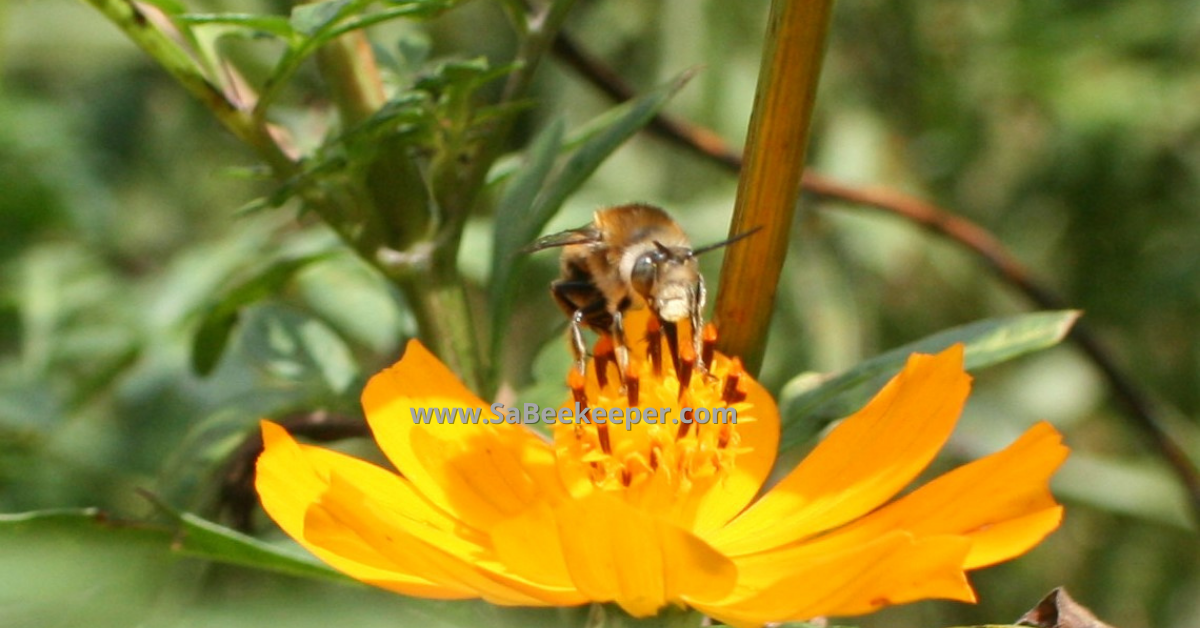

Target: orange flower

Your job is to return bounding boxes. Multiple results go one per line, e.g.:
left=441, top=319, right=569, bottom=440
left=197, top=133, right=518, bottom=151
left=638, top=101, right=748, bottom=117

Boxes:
left=256, top=320, right=1067, bottom=627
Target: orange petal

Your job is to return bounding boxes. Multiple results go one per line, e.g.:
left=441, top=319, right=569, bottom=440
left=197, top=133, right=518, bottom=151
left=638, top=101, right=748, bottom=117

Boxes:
left=693, top=531, right=974, bottom=628
left=490, top=502, right=576, bottom=589
left=829, top=420, right=1068, bottom=568
left=255, top=420, right=473, bottom=598
left=710, top=345, right=971, bottom=555
left=362, top=340, right=563, bottom=530
left=308, top=472, right=587, bottom=606
left=552, top=492, right=737, bottom=617
left=683, top=365, right=781, bottom=534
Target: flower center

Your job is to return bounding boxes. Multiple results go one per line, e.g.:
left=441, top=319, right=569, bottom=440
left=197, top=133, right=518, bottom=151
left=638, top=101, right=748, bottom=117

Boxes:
left=555, top=319, right=755, bottom=497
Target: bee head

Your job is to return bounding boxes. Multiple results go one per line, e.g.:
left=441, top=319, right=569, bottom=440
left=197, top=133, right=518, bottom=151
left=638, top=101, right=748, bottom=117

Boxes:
left=631, top=242, right=699, bottom=322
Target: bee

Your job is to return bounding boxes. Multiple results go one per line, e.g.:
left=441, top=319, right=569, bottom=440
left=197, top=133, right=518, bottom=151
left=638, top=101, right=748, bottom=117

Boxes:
left=525, top=203, right=758, bottom=378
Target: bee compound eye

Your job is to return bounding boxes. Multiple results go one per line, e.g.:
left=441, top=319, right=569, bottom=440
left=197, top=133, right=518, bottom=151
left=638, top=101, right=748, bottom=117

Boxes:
left=631, top=253, right=657, bottom=297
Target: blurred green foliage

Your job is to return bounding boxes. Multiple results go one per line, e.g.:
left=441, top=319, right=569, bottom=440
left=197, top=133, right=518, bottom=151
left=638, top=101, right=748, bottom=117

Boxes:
left=1, top=1, right=1199, bottom=628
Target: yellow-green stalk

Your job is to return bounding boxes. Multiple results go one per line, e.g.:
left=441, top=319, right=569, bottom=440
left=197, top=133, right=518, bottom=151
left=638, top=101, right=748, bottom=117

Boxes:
left=715, top=0, right=834, bottom=373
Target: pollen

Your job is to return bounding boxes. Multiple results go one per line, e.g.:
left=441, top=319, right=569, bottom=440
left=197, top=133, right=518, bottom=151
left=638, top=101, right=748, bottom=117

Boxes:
left=557, top=320, right=754, bottom=499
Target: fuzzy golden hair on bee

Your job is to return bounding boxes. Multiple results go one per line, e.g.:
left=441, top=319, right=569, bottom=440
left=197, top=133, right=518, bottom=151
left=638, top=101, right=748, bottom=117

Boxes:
left=526, top=203, right=760, bottom=379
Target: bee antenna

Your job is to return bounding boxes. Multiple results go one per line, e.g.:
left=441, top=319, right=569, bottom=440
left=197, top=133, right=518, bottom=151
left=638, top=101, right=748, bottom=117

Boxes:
left=691, top=226, right=763, bottom=257
left=653, top=241, right=673, bottom=255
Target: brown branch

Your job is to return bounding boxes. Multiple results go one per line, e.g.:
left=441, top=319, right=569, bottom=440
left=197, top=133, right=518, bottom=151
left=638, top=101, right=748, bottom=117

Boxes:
left=550, top=30, right=1200, bottom=522
left=799, top=175, right=1200, bottom=521
left=218, top=411, right=369, bottom=532
left=552, top=33, right=743, bottom=172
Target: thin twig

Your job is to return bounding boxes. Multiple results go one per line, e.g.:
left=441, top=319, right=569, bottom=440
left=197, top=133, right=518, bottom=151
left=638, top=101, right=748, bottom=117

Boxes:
left=83, top=0, right=296, bottom=174
left=552, top=34, right=744, bottom=171
left=219, top=411, right=368, bottom=532
left=799, top=175, right=1200, bottom=522
left=551, top=33, right=743, bottom=171
left=549, top=29, right=1200, bottom=522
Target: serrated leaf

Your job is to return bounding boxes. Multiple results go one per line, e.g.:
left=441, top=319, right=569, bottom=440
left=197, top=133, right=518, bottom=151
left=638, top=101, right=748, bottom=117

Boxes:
left=471, top=99, right=537, bottom=130
left=178, top=13, right=295, bottom=38
left=778, top=310, right=1081, bottom=450
left=191, top=253, right=336, bottom=376
left=334, top=92, right=432, bottom=148
left=413, top=58, right=515, bottom=107
left=289, top=0, right=354, bottom=36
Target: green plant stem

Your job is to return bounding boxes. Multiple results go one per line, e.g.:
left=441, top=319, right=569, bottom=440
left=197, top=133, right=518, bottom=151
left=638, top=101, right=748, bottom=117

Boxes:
left=88, top=0, right=487, bottom=390
left=434, top=0, right=580, bottom=243
left=312, top=25, right=487, bottom=392
left=307, top=2, right=584, bottom=396
left=314, top=31, right=433, bottom=251
left=714, top=0, right=835, bottom=374
left=439, top=0, right=578, bottom=234
left=84, top=2, right=368, bottom=272
left=397, top=270, right=487, bottom=393
left=423, top=0, right=579, bottom=395
left=83, top=0, right=297, bottom=176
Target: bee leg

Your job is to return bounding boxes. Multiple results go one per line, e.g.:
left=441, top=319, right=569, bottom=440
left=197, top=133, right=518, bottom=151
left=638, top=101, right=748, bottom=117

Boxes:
left=570, top=310, right=589, bottom=375
left=611, top=310, right=629, bottom=387
left=662, top=320, right=682, bottom=378
left=567, top=299, right=607, bottom=375
left=551, top=280, right=606, bottom=375
left=692, top=278, right=708, bottom=373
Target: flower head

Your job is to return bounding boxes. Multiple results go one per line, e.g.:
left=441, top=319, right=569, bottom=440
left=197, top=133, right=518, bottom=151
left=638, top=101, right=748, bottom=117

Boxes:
left=256, top=316, right=1067, bottom=627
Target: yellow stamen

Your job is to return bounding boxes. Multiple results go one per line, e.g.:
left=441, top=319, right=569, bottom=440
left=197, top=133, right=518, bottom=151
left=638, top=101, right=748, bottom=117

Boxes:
left=556, top=321, right=750, bottom=497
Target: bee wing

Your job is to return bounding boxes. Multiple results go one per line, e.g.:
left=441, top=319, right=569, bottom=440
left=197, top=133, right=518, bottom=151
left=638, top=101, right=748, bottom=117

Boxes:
left=522, top=223, right=602, bottom=253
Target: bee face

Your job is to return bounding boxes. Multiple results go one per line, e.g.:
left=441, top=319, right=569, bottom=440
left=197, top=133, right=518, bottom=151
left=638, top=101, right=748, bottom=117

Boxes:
left=628, top=244, right=700, bottom=323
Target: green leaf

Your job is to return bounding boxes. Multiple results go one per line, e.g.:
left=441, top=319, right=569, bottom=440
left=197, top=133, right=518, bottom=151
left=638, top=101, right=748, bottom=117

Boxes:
left=323, top=1, right=456, bottom=41
left=192, top=308, right=241, bottom=377
left=191, top=253, right=335, bottom=376
left=0, top=509, right=178, bottom=626
left=136, top=0, right=189, bottom=14
left=778, top=310, right=1081, bottom=450
left=289, top=0, right=354, bottom=36
left=1051, top=451, right=1192, bottom=529
left=534, top=68, right=696, bottom=224
left=241, top=304, right=361, bottom=395
left=178, top=13, right=295, bottom=39
left=334, top=92, right=433, bottom=149
left=0, top=508, right=351, bottom=585
left=488, top=118, right=566, bottom=357
left=486, top=69, right=696, bottom=357
left=175, top=513, right=354, bottom=584
left=0, top=511, right=593, bottom=626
